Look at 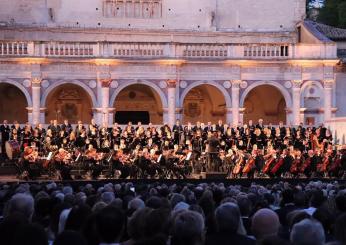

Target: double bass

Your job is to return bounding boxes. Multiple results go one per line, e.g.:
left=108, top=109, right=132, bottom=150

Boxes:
left=262, top=151, right=276, bottom=174
left=270, top=156, right=284, bottom=175
left=243, top=152, right=256, bottom=174
left=232, top=151, right=244, bottom=175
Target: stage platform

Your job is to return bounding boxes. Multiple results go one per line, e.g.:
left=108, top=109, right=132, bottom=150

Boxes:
left=0, top=163, right=345, bottom=187
left=0, top=174, right=345, bottom=188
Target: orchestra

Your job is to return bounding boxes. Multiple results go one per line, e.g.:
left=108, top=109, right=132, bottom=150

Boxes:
left=0, top=118, right=345, bottom=181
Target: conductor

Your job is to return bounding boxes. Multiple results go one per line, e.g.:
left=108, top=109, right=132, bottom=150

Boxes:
left=207, top=132, right=220, bottom=171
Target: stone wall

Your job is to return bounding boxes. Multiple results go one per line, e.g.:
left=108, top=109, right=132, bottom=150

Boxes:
left=0, top=0, right=305, bottom=31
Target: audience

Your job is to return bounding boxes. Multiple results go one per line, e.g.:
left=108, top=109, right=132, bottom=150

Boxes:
left=0, top=180, right=345, bottom=245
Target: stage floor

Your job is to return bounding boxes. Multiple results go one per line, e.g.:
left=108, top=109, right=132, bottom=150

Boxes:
left=0, top=174, right=345, bottom=187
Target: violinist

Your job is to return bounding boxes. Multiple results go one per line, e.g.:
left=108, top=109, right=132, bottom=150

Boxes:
left=22, top=146, right=39, bottom=179
left=54, top=148, right=72, bottom=180
left=290, top=150, right=304, bottom=178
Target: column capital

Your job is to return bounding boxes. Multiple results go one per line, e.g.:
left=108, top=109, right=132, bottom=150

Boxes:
left=100, top=79, right=112, bottom=88
left=231, top=80, right=242, bottom=88
left=292, top=80, right=303, bottom=88
left=31, top=77, right=42, bottom=87
left=323, top=79, right=335, bottom=89
left=166, top=79, right=177, bottom=88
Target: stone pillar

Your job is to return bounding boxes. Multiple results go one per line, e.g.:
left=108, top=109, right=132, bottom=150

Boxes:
left=292, top=80, right=302, bottom=126
left=31, top=77, right=42, bottom=125
left=231, top=80, right=241, bottom=126
left=167, top=80, right=177, bottom=127
left=100, top=79, right=111, bottom=127
left=323, top=79, right=334, bottom=122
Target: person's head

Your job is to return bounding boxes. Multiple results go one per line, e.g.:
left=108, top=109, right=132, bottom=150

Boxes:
left=236, top=195, right=252, bottom=217
left=5, top=193, right=34, bottom=221
left=53, top=230, right=87, bottom=245
left=96, top=206, right=125, bottom=243
left=334, top=213, right=346, bottom=244
left=65, top=204, right=92, bottom=232
left=280, top=188, right=294, bottom=206
left=251, top=208, right=280, bottom=241
left=290, top=219, right=325, bottom=245
left=171, top=210, right=205, bottom=245
left=215, top=203, right=242, bottom=234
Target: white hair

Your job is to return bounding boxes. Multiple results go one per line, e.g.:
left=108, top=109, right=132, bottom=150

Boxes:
left=6, top=193, right=34, bottom=221
left=290, top=219, right=325, bottom=245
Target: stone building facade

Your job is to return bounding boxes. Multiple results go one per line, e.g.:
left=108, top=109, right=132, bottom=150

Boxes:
left=0, top=0, right=343, bottom=131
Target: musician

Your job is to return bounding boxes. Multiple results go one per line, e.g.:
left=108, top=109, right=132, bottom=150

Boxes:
left=173, top=119, right=184, bottom=145
left=1, top=120, right=11, bottom=159
left=207, top=132, right=220, bottom=171
left=48, top=120, right=61, bottom=137
left=216, top=119, right=224, bottom=134
left=54, top=148, right=72, bottom=180
left=290, top=150, right=304, bottom=178
left=85, top=144, right=102, bottom=179
left=75, top=121, right=85, bottom=137
left=61, top=119, right=73, bottom=134
left=22, top=146, right=39, bottom=180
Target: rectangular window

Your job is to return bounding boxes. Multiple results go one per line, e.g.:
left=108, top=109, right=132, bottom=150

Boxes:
left=103, top=0, right=162, bottom=19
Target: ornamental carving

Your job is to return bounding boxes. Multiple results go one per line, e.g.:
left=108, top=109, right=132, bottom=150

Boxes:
left=166, top=79, right=177, bottom=88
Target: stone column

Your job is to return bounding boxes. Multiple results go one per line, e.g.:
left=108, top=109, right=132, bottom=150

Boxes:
left=100, top=79, right=111, bottom=127
left=323, top=79, right=334, bottom=122
left=292, top=80, right=302, bottom=126
left=167, top=80, right=177, bottom=127
left=31, top=77, right=42, bottom=125
left=231, top=80, right=241, bottom=126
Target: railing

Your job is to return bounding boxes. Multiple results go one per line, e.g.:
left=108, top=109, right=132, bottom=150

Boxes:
left=0, top=41, right=338, bottom=60
left=181, top=44, right=228, bottom=58
left=42, top=42, right=95, bottom=57
left=111, top=43, right=164, bottom=57
left=0, top=42, right=30, bottom=56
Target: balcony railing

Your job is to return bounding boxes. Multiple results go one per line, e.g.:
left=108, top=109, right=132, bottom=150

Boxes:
left=0, top=41, right=338, bottom=60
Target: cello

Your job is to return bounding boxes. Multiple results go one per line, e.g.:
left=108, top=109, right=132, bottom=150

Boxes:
left=243, top=150, right=256, bottom=174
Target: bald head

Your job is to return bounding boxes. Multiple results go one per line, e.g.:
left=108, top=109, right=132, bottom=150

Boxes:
left=251, top=208, right=280, bottom=240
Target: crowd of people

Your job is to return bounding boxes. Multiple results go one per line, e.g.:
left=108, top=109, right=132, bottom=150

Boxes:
left=0, top=180, right=346, bottom=245
left=0, top=118, right=345, bottom=180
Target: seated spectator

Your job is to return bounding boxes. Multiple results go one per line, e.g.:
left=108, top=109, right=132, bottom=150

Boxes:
left=206, top=203, right=255, bottom=245
left=95, top=206, right=126, bottom=245
left=290, top=219, right=325, bottom=245
left=252, top=208, right=280, bottom=242
left=5, top=193, right=34, bottom=221
left=170, top=210, right=205, bottom=245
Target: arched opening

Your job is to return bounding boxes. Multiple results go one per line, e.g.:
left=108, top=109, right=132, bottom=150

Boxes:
left=113, top=84, right=163, bottom=124
left=243, top=85, right=286, bottom=124
left=45, top=84, right=93, bottom=124
left=182, top=84, right=226, bottom=124
left=0, top=83, right=28, bottom=123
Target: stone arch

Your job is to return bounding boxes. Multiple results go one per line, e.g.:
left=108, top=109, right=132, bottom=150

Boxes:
left=109, top=80, right=168, bottom=108
left=240, top=81, right=292, bottom=108
left=41, top=80, right=97, bottom=108
left=179, top=81, right=232, bottom=108
left=0, top=79, right=32, bottom=107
